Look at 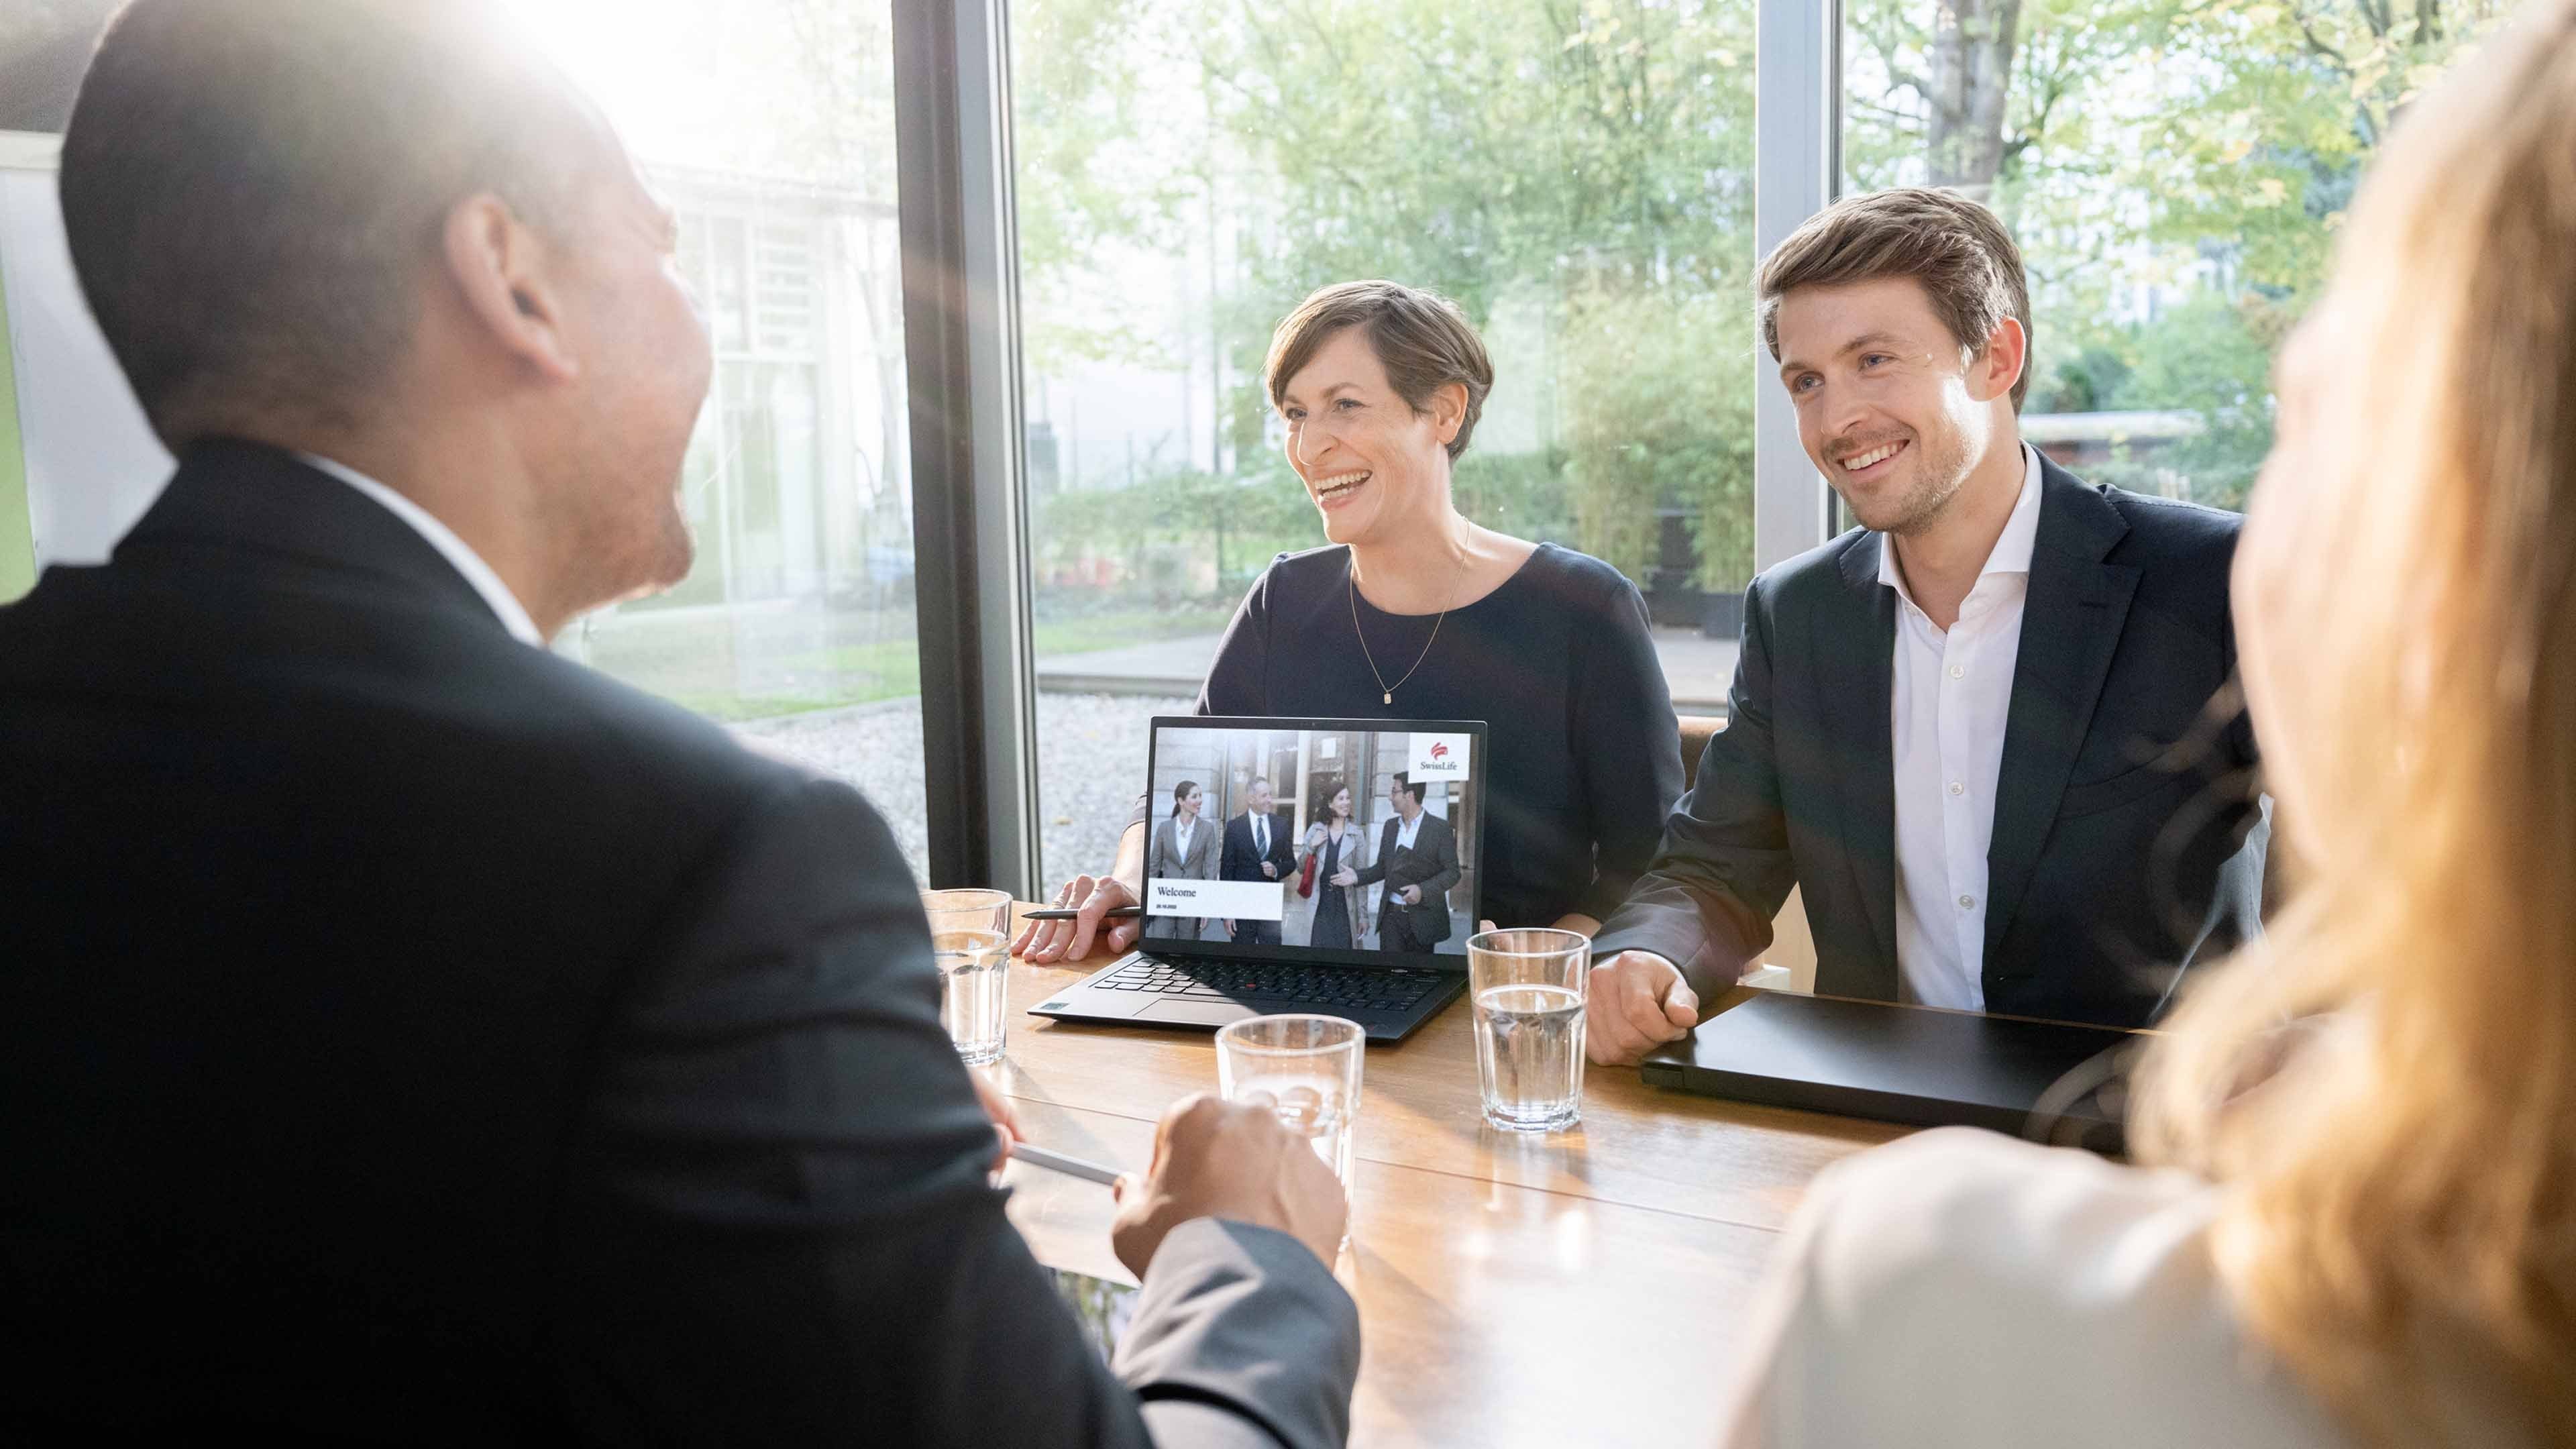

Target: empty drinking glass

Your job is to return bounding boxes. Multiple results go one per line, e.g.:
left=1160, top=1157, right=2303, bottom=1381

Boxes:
left=1214, top=1014, right=1365, bottom=1186
left=922, top=888, right=1013, bottom=1065
left=1466, top=927, right=1589, bottom=1132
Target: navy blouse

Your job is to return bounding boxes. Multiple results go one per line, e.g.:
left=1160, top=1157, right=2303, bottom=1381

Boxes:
left=1149, top=542, right=1684, bottom=928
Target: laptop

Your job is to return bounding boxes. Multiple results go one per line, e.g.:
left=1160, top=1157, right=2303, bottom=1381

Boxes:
left=1640, top=986, right=2143, bottom=1152
left=1028, top=715, right=1486, bottom=1042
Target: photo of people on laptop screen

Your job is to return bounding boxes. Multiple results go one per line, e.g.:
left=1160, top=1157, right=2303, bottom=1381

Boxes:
left=1143, top=724, right=1481, bottom=958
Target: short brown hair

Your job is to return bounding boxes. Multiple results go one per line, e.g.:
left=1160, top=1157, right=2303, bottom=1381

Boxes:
left=1265, top=280, right=1494, bottom=460
left=1757, top=187, right=2034, bottom=411
left=61, top=0, right=598, bottom=445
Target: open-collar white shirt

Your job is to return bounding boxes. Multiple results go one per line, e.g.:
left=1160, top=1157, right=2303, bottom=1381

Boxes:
left=297, top=452, right=543, bottom=647
left=1395, top=809, right=1425, bottom=853
left=1879, top=443, right=2045, bottom=1012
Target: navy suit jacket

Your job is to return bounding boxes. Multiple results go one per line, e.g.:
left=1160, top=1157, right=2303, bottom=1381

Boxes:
left=1220, top=810, right=1296, bottom=884
left=0, top=441, right=1358, bottom=1445
left=1595, top=457, right=2267, bottom=1029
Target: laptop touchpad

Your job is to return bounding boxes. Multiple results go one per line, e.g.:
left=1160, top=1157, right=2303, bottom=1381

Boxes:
left=1137, top=999, right=1256, bottom=1028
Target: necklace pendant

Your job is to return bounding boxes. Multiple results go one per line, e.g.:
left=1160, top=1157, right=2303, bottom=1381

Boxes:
left=1383, top=691, right=1393, bottom=705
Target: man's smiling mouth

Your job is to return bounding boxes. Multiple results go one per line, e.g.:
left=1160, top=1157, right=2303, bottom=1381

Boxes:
left=1837, top=439, right=1907, bottom=476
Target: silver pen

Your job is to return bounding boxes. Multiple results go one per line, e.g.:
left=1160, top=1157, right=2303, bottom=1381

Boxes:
left=1008, top=1140, right=1126, bottom=1187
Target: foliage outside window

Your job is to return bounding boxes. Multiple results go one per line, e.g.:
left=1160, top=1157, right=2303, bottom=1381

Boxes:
left=1845, top=0, right=2509, bottom=509
left=1015, top=0, right=1762, bottom=616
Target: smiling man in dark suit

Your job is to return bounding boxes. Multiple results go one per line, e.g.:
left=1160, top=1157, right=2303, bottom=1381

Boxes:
left=1587, top=188, right=2267, bottom=1063
left=1351, top=773, right=1462, bottom=954
left=0, top=3, right=1358, bottom=1443
left=1219, top=775, right=1297, bottom=945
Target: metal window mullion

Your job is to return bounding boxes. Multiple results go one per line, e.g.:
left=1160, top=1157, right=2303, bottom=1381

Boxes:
left=1752, top=0, right=1841, bottom=573
left=892, top=0, right=1041, bottom=894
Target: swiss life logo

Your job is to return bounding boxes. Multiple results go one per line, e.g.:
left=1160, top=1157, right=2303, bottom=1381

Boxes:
left=1409, top=732, right=1472, bottom=780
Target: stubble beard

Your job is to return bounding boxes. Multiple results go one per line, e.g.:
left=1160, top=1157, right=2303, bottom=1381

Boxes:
left=1843, top=425, right=1976, bottom=539
left=549, top=462, right=696, bottom=624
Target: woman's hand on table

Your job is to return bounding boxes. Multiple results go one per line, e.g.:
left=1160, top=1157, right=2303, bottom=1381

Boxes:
left=1011, top=871, right=1142, bottom=964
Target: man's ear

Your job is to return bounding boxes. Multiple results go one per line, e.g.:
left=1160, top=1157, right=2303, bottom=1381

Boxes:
left=1970, top=315, right=2027, bottom=405
left=439, top=193, right=580, bottom=385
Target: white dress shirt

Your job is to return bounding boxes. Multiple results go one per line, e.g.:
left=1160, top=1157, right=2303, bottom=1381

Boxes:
left=296, top=452, right=543, bottom=646
left=1882, top=444, right=2043, bottom=1012
left=1724, top=1127, right=2377, bottom=1448
left=1394, top=810, right=1424, bottom=853
left=1173, top=814, right=1198, bottom=863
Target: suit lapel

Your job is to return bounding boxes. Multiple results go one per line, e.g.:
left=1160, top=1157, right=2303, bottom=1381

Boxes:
left=1818, top=533, right=1901, bottom=995
left=1984, top=463, right=2139, bottom=963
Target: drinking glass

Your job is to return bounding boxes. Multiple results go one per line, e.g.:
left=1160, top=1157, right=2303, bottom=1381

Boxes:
left=922, top=888, right=1013, bottom=1065
left=1214, top=1014, right=1365, bottom=1185
left=1466, top=927, right=1589, bottom=1132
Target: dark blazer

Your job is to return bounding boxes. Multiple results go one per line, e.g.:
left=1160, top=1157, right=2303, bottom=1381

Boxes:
left=1356, top=811, right=1462, bottom=943
left=0, top=442, right=1359, bottom=1446
left=1594, top=457, right=2267, bottom=1029
left=1220, top=809, right=1296, bottom=884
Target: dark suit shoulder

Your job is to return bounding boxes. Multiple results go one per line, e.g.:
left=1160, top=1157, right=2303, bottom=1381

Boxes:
left=1742, top=526, right=1874, bottom=619
left=294, top=608, right=826, bottom=861
left=487, top=643, right=806, bottom=798
left=2097, top=485, right=2242, bottom=567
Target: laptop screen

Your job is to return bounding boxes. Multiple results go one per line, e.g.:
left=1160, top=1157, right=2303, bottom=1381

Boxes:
left=1140, top=715, right=1487, bottom=969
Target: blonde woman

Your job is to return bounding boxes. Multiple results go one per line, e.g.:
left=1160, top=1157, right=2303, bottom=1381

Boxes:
left=1722, top=4, right=2576, bottom=1446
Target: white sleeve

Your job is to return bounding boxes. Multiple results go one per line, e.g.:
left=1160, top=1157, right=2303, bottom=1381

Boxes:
left=1718, top=1128, right=2346, bottom=1449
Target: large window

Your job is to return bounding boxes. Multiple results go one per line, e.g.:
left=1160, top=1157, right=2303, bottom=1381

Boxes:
left=14, top=1, right=2509, bottom=898
left=1844, top=0, right=2508, bottom=508
left=522, top=1, right=932, bottom=881
left=1009, top=0, right=1761, bottom=888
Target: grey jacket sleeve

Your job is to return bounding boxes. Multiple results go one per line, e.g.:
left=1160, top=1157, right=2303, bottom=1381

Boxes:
left=551, top=773, right=1360, bottom=1447
left=1591, top=574, right=1799, bottom=1005
left=1117, top=1220, right=1362, bottom=1449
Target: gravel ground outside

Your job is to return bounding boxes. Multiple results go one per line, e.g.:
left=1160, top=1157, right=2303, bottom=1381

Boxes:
left=734, top=692, right=1193, bottom=892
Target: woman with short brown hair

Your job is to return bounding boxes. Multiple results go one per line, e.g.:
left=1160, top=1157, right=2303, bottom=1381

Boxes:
left=1020, top=280, right=1684, bottom=962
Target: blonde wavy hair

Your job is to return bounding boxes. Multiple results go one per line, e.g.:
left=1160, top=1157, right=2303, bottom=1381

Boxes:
left=2133, top=1, right=2576, bottom=1443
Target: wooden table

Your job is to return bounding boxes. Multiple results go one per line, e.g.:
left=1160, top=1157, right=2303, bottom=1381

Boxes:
left=989, top=911, right=1909, bottom=1447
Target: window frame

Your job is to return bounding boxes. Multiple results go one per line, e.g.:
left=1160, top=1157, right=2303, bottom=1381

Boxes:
left=908, top=0, right=1846, bottom=894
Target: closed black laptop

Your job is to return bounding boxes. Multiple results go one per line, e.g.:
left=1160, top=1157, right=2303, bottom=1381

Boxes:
left=1030, top=715, right=1485, bottom=1042
left=1640, top=987, right=2143, bottom=1152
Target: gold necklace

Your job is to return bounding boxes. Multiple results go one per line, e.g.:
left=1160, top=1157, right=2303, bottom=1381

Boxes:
left=1350, top=519, right=1473, bottom=706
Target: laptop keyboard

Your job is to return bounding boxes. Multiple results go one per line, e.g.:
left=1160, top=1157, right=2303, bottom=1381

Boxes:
left=1098, top=957, right=1444, bottom=1014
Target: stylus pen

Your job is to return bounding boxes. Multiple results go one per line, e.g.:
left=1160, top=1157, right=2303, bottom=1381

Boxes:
left=1010, top=1141, right=1127, bottom=1187
left=1021, top=905, right=1146, bottom=921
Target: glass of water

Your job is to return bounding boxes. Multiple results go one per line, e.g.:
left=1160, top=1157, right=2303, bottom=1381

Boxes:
left=1466, top=927, right=1589, bottom=1132
left=922, top=889, right=1013, bottom=1065
left=1214, top=1014, right=1364, bottom=1186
